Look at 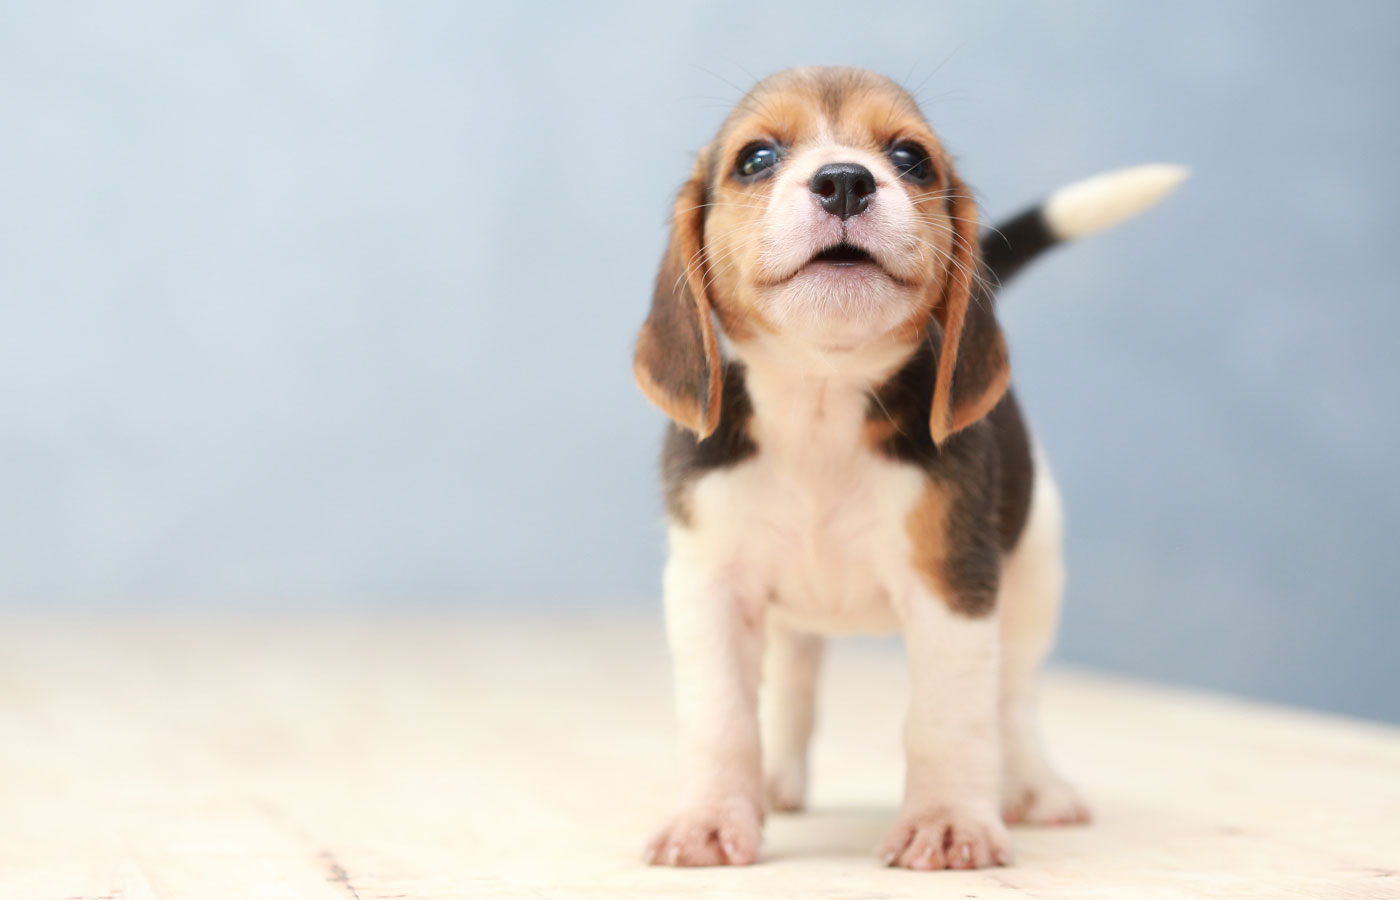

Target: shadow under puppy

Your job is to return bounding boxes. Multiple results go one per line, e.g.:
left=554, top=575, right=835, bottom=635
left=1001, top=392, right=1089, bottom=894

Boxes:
left=634, top=66, right=1183, bottom=870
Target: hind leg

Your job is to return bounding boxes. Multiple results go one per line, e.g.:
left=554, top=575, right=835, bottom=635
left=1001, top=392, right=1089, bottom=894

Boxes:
left=760, top=621, right=823, bottom=812
left=998, top=457, right=1090, bottom=826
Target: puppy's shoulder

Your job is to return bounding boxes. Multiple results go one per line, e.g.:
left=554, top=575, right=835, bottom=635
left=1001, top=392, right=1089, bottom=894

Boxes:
left=661, top=360, right=757, bottom=524
left=869, top=340, right=1034, bottom=554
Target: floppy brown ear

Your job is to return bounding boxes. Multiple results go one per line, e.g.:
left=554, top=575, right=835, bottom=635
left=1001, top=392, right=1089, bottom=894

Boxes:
left=633, top=154, right=723, bottom=438
left=928, top=173, right=1011, bottom=445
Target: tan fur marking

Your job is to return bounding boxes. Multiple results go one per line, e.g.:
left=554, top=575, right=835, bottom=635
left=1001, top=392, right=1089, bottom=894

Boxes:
left=906, top=479, right=999, bottom=617
left=906, top=482, right=954, bottom=604
left=863, top=415, right=899, bottom=448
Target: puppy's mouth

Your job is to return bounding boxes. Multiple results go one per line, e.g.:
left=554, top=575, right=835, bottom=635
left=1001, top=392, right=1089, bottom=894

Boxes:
left=794, top=240, right=917, bottom=287
left=758, top=237, right=917, bottom=289
left=810, top=242, right=877, bottom=266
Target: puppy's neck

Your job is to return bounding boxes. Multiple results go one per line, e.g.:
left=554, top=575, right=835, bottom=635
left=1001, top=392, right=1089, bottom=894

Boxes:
left=730, top=330, right=913, bottom=467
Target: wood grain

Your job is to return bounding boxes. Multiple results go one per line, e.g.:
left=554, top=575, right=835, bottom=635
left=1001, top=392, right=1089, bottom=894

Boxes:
left=0, top=618, right=1395, bottom=899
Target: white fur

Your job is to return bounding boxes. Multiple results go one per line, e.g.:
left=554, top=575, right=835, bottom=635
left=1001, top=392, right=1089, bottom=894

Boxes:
left=670, top=339, right=921, bottom=638
left=759, top=622, right=822, bottom=811
left=883, top=583, right=1009, bottom=868
left=649, top=349, right=1086, bottom=864
left=997, top=448, right=1089, bottom=825
left=650, top=337, right=1032, bottom=867
left=1042, top=163, right=1188, bottom=240
left=646, top=549, right=767, bottom=866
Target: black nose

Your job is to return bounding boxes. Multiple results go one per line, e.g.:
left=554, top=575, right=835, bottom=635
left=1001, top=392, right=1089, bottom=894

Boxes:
left=809, top=163, right=876, bottom=220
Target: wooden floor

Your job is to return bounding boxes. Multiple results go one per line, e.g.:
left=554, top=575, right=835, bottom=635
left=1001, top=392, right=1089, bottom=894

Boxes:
left=0, top=618, right=1396, bottom=899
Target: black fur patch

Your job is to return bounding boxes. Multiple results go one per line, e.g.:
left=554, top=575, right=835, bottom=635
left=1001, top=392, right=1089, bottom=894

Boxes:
left=991, top=392, right=1034, bottom=553
left=870, top=331, right=1036, bottom=617
left=661, top=361, right=758, bottom=524
left=981, top=207, right=1058, bottom=289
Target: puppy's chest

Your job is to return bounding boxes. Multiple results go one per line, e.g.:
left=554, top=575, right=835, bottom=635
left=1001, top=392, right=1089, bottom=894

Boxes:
left=688, top=378, right=925, bottom=633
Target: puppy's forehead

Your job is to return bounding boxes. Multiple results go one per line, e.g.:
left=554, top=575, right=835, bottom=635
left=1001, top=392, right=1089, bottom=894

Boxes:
left=717, top=67, right=936, bottom=152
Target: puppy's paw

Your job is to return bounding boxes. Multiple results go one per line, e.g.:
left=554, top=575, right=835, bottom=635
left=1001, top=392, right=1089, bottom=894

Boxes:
left=879, top=805, right=1012, bottom=870
left=763, top=759, right=808, bottom=812
left=644, top=797, right=763, bottom=867
left=1002, top=774, right=1091, bottom=826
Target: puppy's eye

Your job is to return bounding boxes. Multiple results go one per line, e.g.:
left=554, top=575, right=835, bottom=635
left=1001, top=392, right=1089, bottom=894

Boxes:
left=735, top=142, right=780, bottom=180
left=889, top=142, right=936, bottom=185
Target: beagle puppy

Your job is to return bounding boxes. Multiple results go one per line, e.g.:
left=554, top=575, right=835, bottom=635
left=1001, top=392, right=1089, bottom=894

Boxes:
left=634, top=66, right=1184, bottom=870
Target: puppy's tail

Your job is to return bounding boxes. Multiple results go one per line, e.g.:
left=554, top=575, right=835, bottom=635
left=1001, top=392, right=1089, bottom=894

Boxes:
left=980, top=164, right=1188, bottom=288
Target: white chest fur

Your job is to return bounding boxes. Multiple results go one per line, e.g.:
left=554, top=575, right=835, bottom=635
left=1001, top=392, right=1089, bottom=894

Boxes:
left=668, top=342, right=929, bottom=635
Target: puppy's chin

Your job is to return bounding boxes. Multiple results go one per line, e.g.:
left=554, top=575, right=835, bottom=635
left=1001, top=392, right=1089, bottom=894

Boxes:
left=755, top=265, right=920, bottom=350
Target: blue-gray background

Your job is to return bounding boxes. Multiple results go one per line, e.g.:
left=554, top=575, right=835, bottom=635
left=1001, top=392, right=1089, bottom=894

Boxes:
left=2, top=2, right=1396, bottom=722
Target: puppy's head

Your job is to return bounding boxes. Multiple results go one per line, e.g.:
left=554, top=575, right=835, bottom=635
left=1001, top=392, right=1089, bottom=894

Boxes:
left=635, top=67, right=1008, bottom=444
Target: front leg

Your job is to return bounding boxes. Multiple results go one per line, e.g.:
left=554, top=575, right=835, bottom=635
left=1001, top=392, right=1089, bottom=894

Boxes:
left=881, top=583, right=1011, bottom=870
left=645, top=556, right=766, bottom=867
left=760, top=621, right=824, bottom=812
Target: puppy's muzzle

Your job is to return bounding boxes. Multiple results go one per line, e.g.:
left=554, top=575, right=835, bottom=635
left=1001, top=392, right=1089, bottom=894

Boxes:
left=810, top=163, right=876, bottom=220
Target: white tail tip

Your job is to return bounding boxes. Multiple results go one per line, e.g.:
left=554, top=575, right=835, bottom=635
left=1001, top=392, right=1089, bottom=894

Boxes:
left=1042, top=163, right=1189, bottom=240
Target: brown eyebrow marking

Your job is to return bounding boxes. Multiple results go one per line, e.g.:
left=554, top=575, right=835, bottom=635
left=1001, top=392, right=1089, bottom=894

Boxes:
left=820, top=77, right=846, bottom=119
